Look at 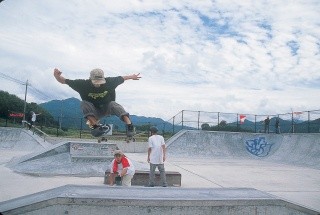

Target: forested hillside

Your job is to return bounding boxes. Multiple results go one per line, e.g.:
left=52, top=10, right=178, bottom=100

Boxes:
left=0, top=90, right=55, bottom=125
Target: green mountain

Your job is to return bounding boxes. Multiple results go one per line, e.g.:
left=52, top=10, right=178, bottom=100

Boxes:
left=39, top=97, right=174, bottom=131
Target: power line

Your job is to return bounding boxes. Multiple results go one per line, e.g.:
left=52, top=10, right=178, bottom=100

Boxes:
left=0, top=72, right=53, bottom=101
left=29, top=85, right=52, bottom=100
left=0, top=72, right=25, bottom=85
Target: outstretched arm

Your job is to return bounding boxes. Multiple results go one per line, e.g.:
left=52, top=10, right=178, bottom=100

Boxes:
left=147, top=147, right=151, bottom=163
left=122, top=73, right=141, bottom=81
left=53, top=68, right=66, bottom=84
left=162, top=144, right=166, bottom=162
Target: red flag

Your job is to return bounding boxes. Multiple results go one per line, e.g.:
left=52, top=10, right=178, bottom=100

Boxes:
left=239, top=115, right=246, bottom=124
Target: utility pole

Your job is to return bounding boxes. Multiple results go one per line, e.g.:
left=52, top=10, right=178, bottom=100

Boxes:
left=22, top=80, right=30, bottom=125
left=59, top=100, right=63, bottom=129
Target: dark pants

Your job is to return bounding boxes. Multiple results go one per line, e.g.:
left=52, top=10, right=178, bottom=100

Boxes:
left=81, top=100, right=129, bottom=121
left=28, top=121, right=34, bottom=129
left=149, top=163, right=167, bottom=186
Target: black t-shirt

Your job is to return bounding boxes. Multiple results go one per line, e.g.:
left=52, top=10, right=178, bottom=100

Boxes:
left=65, top=76, right=124, bottom=107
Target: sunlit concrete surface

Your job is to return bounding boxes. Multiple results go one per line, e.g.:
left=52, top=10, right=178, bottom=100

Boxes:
left=0, top=127, right=319, bottom=214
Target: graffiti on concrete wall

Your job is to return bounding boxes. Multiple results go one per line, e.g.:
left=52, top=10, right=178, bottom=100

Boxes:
left=245, top=137, right=273, bottom=157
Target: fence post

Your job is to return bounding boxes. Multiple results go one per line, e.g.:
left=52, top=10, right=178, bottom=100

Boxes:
left=172, top=116, right=175, bottom=135
left=56, top=117, right=59, bottom=137
left=254, top=115, right=257, bottom=133
left=291, top=112, right=294, bottom=133
left=217, top=112, right=220, bottom=131
left=80, top=118, right=83, bottom=139
left=236, top=114, right=239, bottom=130
left=181, top=110, right=184, bottom=129
left=308, top=111, right=310, bottom=133
left=197, top=111, right=200, bottom=130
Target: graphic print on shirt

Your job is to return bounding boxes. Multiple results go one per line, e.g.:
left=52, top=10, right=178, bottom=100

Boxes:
left=88, top=91, right=108, bottom=100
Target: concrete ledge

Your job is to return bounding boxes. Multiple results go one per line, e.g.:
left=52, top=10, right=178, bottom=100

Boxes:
left=70, top=142, right=117, bottom=160
left=104, top=170, right=182, bottom=187
left=70, top=155, right=113, bottom=162
left=0, top=185, right=319, bottom=215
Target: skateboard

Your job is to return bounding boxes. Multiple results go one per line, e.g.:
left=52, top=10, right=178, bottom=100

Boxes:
left=89, top=124, right=112, bottom=143
left=98, top=133, right=136, bottom=143
left=124, top=130, right=146, bottom=143
left=97, top=134, right=109, bottom=143
left=125, top=126, right=137, bottom=143
left=125, top=135, right=136, bottom=143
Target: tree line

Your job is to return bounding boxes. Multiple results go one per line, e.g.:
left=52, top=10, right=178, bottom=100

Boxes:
left=0, top=90, right=55, bottom=126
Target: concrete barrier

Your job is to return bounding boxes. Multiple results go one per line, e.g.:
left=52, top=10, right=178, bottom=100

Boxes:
left=69, top=142, right=116, bottom=161
left=104, top=170, right=182, bottom=187
left=116, top=141, right=148, bottom=153
left=0, top=185, right=318, bottom=215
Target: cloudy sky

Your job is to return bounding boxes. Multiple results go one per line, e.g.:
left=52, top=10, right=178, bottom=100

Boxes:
left=0, top=0, right=319, bottom=121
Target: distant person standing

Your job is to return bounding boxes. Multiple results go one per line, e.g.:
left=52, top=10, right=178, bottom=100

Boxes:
left=147, top=126, right=168, bottom=187
left=264, top=116, right=270, bottom=133
left=28, top=111, right=41, bottom=129
left=275, top=117, right=280, bottom=134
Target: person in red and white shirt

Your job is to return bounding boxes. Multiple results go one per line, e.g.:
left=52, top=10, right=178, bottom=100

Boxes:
left=109, top=150, right=135, bottom=186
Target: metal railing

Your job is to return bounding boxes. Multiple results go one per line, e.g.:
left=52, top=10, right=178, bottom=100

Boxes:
left=22, top=120, right=50, bottom=142
left=164, top=109, right=320, bottom=135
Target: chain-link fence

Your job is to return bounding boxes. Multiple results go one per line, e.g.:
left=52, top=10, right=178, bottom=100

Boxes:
left=2, top=109, right=320, bottom=138
left=165, top=109, right=320, bottom=135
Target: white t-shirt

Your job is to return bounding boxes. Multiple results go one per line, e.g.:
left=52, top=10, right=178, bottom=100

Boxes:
left=148, top=134, right=165, bottom=164
left=110, top=157, right=135, bottom=176
left=31, top=113, right=37, bottom=122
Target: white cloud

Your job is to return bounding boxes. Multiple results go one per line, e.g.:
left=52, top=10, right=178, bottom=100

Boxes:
left=0, top=0, right=319, bottom=120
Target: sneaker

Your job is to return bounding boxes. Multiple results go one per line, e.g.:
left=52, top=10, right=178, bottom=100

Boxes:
left=100, top=124, right=110, bottom=130
left=91, top=124, right=110, bottom=137
left=126, top=124, right=135, bottom=137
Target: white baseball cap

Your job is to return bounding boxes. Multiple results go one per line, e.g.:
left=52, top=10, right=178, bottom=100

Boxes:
left=90, top=68, right=106, bottom=85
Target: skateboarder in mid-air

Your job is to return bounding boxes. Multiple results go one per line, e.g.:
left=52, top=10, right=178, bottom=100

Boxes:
left=53, top=68, right=141, bottom=137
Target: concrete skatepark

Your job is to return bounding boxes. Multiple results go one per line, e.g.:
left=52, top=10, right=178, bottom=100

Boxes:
left=0, top=127, right=319, bottom=214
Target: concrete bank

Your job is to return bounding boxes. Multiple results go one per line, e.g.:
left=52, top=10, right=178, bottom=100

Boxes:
left=0, top=185, right=319, bottom=215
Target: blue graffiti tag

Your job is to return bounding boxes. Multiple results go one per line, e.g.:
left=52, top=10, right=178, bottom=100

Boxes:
left=245, top=137, right=273, bottom=157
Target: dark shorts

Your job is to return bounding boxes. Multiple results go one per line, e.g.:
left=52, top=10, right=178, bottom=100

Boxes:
left=80, top=100, right=129, bottom=121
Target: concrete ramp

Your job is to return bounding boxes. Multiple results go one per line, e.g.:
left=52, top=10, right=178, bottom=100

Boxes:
left=0, top=127, right=49, bottom=152
left=6, top=140, right=149, bottom=177
left=0, top=127, right=149, bottom=177
left=167, top=130, right=320, bottom=169
left=6, top=141, right=120, bottom=176
left=0, top=185, right=318, bottom=215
